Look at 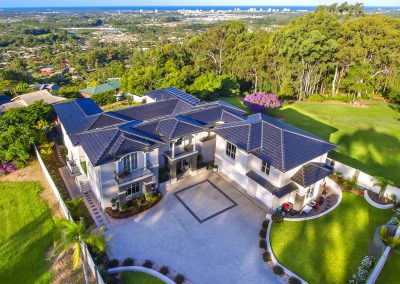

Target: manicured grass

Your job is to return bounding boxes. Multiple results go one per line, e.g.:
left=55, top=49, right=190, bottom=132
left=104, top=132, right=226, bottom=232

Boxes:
left=0, top=182, right=55, bottom=283
left=120, top=271, right=165, bottom=284
left=376, top=248, right=400, bottom=284
left=270, top=192, right=392, bottom=284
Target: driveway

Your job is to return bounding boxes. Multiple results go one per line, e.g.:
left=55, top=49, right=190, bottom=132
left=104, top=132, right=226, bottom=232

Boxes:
left=107, top=172, right=282, bottom=284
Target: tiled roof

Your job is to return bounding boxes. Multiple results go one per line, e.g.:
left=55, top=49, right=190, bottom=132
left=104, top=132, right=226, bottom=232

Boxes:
left=53, top=99, right=102, bottom=135
left=216, top=113, right=337, bottom=172
left=112, top=98, right=192, bottom=121
left=79, top=79, right=120, bottom=96
left=246, top=170, right=298, bottom=198
left=291, top=162, right=333, bottom=187
left=145, top=87, right=200, bottom=106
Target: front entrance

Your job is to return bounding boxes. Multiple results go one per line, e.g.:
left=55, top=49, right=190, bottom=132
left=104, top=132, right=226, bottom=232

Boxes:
left=167, top=154, right=198, bottom=181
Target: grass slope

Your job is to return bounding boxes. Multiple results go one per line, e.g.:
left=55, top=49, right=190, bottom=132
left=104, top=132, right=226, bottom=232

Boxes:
left=376, top=248, right=400, bottom=284
left=0, top=182, right=55, bottom=283
left=270, top=192, right=392, bottom=284
left=121, top=271, right=165, bottom=284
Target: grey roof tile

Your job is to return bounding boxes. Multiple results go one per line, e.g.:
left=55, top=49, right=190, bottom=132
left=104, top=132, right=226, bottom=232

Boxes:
left=291, top=162, right=333, bottom=187
left=246, top=170, right=298, bottom=198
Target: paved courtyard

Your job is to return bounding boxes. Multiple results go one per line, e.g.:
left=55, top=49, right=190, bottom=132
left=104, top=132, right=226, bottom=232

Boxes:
left=107, top=172, right=282, bottom=284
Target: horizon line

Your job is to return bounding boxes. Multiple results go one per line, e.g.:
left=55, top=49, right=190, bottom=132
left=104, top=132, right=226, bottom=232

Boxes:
left=1, top=5, right=400, bottom=8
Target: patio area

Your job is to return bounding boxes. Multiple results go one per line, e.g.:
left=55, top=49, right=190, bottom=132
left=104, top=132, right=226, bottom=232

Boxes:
left=106, top=171, right=283, bottom=284
left=285, top=178, right=341, bottom=220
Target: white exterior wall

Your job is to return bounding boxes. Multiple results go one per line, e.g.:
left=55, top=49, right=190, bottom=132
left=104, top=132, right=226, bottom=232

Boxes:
left=215, top=134, right=330, bottom=209
left=215, top=136, right=249, bottom=189
left=333, top=160, right=357, bottom=179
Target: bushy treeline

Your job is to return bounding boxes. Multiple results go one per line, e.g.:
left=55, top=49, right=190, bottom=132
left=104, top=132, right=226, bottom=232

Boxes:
left=121, top=10, right=400, bottom=102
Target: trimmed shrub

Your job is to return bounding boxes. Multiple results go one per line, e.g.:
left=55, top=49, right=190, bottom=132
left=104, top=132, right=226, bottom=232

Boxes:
left=259, top=239, right=267, bottom=249
left=271, top=212, right=284, bottom=223
left=122, top=257, right=134, bottom=266
left=360, top=256, right=375, bottom=271
left=175, top=274, right=185, bottom=284
left=289, top=276, right=302, bottom=284
left=260, top=229, right=267, bottom=238
left=159, top=266, right=169, bottom=275
left=262, top=219, right=269, bottom=229
left=106, top=259, right=119, bottom=268
left=143, top=260, right=153, bottom=268
left=262, top=251, right=271, bottom=262
left=272, top=265, right=284, bottom=276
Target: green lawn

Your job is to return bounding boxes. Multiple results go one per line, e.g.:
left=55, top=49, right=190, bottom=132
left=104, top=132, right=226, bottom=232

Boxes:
left=217, top=97, right=400, bottom=186
left=0, top=182, right=55, bottom=283
left=376, top=248, right=400, bottom=284
left=270, top=192, right=392, bottom=284
left=121, top=271, right=165, bottom=284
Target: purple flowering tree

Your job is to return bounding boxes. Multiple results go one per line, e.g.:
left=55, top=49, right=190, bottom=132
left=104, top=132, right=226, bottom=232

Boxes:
left=243, top=92, right=281, bottom=112
left=0, top=162, right=16, bottom=176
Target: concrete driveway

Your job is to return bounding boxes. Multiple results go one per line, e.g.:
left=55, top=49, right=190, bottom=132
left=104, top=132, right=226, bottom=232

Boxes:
left=107, top=172, right=282, bottom=284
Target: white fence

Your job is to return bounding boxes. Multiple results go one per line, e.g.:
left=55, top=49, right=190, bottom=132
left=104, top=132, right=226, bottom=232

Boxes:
left=35, top=145, right=105, bottom=284
left=330, top=159, right=400, bottom=200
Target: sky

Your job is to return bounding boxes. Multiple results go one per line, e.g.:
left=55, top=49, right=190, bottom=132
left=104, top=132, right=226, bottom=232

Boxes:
left=1, top=0, right=399, bottom=8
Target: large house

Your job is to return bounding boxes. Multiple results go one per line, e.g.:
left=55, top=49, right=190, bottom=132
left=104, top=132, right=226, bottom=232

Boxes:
left=53, top=87, right=337, bottom=211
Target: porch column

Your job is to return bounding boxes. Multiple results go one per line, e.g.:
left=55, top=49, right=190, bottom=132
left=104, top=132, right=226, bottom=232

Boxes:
left=171, top=141, right=175, bottom=158
left=143, top=152, right=147, bottom=168
left=169, top=162, right=177, bottom=179
left=192, top=134, right=196, bottom=151
left=190, top=155, right=197, bottom=172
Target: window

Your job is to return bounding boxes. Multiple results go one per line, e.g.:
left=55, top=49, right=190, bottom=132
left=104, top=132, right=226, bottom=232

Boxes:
left=122, top=153, right=138, bottom=172
left=225, top=141, right=236, bottom=160
left=306, top=184, right=315, bottom=198
left=261, top=161, right=271, bottom=175
left=125, top=182, right=140, bottom=196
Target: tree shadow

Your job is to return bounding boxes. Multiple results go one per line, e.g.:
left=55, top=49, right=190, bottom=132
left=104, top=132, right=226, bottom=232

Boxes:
left=335, top=128, right=400, bottom=186
left=0, top=212, right=56, bottom=284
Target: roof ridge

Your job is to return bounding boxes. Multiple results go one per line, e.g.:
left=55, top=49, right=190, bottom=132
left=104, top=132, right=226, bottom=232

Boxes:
left=95, top=129, right=121, bottom=165
left=280, top=128, right=286, bottom=171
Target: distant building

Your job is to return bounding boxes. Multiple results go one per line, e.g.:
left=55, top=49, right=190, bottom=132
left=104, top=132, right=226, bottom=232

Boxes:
left=0, top=90, right=66, bottom=114
left=79, top=79, right=120, bottom=98
left=61, top=60, right=70, bottom=68
left=30, top=83, right=59, bottom=92
left=40, top=66, right=56, bottom=75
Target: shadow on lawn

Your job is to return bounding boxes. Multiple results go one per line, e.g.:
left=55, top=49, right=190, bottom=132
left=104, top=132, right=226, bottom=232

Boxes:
left=0, top=212, right=55, bottom=283
left=335, top=128, right=400, bottom=186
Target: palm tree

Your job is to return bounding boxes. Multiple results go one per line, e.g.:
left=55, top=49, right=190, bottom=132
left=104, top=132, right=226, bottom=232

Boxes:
left=53, top=219, right=111, bottom=284
left=373, top=176, right=394, bottom=200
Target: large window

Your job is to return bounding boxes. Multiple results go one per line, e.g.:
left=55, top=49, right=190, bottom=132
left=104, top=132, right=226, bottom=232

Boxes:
left=122, top=153, right=138, bottom=172
left=261, top=161, right=271, bottom=175
left=225, top=141, right=237, bottom=160
left=125, top=182, right=140, bottom=196
left=306, top=184, right=315, bottom=198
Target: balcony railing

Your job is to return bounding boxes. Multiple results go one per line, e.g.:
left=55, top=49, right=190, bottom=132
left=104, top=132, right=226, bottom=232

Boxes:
left=114, top=161, right=153, bottom=185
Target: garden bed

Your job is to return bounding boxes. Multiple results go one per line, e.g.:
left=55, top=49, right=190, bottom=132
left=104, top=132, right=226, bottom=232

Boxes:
left=366, top=190, right=392, bottom=205
left=105, top=193, right=162, bottom=219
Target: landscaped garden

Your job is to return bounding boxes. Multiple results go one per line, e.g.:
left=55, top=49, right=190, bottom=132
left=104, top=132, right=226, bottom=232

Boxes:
left=269, top=192, right=393, bottom=284
left=376, top=248, right=400, bottom=284
left=120, top=271, right=165, bottom=284
left=0, top=181, right=55, bottom=283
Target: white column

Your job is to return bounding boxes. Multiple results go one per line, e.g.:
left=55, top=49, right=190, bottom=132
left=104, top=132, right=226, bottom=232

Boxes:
left=143, top=152, right=147, bottom=168
left=192, top=134, right=196, bottom=151
left=171, top=141, right=175, bottom=158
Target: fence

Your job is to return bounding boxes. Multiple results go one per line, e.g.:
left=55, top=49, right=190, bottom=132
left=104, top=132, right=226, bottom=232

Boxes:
left=35, top=145, right=105, bottom=284
left=330, top=159, right=400, bottom=200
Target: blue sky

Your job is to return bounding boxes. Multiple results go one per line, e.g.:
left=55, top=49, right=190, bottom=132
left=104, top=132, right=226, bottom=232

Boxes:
left=1, top=0, right=399, bottom=8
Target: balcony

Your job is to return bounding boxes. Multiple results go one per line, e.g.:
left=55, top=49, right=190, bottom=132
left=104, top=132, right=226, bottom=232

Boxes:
left=66, top=158, right=81, bottom=176
left=114, top=161, right=154, bottom=185
left=164, top=144, right=198, bottom=161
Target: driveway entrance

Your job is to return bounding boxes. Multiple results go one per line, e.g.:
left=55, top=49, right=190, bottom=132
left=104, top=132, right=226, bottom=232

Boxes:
left=107, top=171, right=282, bottom=284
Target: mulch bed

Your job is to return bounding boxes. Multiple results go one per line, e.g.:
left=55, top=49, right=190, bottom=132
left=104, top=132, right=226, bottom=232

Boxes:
left=105, top=194, right=162, bottom=219
left=366, top=190, right=392, bottom=205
